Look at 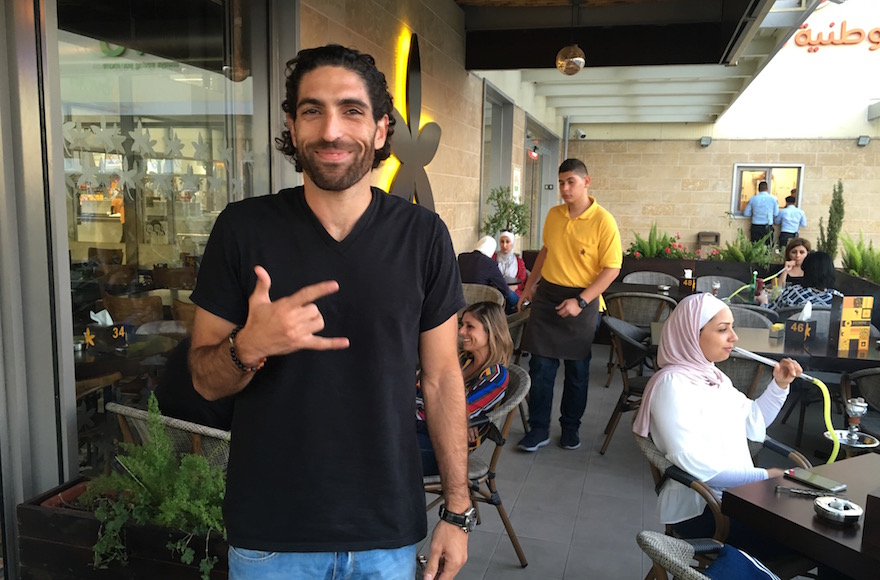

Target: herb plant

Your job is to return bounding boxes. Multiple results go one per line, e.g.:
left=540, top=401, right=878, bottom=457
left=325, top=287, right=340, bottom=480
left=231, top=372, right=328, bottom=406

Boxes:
left=78, top=394, right=226, bottom=579
left=707, top=228, right=772, bottom=270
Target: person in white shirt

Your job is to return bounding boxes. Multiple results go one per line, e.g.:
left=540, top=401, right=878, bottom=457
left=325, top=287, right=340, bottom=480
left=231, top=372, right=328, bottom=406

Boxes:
left=633, top=293, right=801, bottom=556
left=775, top=194, right=807, bottom=249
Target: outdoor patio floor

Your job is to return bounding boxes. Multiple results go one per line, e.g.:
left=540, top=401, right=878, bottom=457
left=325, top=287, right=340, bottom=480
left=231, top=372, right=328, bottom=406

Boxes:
left=418, top=343, right=839, bottom=579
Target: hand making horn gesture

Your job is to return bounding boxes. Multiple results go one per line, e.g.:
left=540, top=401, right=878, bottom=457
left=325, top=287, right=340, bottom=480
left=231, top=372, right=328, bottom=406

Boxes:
left=243, top=265, right=350, bottom=358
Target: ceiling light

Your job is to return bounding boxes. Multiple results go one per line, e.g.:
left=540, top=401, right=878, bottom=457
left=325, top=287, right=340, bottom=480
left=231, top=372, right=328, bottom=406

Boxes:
left=857, top=135, right=870, bottom=147
left=556, top=45, right=585, bottom=76
left=556, top=1, right=585, bottom=76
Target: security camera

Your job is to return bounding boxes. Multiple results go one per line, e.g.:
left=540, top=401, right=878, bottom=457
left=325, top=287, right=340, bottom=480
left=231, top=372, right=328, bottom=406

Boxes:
left=573, top=129, right=587, bottom=140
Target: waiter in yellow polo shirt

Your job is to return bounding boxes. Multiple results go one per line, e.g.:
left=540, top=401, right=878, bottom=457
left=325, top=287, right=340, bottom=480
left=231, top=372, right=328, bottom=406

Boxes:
left=516, top=158, right=622, bottom=452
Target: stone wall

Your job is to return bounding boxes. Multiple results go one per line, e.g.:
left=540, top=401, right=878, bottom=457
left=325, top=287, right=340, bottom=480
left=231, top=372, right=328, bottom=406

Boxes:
left=565, top=139, right=880, bottom=258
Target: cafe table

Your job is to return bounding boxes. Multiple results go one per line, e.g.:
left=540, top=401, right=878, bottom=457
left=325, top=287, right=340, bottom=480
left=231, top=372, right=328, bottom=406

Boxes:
left=722, top=453, right=880, bottom=580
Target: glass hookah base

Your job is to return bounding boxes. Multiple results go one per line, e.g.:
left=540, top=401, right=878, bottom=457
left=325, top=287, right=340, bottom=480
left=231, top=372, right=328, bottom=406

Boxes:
left=824, top=430, right=880, bottom=448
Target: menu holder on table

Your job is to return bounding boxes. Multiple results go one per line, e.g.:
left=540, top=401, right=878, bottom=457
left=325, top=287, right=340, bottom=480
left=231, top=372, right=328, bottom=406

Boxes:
left=862, top=487, right=880, bottom=554
left=679, top=278, right=696, bottom=294
left=830, top=295, right=873, bottom=353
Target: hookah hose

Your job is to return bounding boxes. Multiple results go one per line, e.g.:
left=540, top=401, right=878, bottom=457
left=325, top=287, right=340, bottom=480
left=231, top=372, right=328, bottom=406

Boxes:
left=726, top=267, right=786, bottom=303
left=731, top=346, right=839, bottom=464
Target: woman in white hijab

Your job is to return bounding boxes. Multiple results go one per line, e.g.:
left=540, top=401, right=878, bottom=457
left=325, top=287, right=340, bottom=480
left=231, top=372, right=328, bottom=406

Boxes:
left=493, top=231, right=527, bottom=296
left=633, top=293, right=801, bottom=554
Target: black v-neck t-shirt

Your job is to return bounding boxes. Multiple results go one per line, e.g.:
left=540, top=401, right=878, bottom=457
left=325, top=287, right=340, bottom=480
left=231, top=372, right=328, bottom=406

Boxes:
left=192, top=186, right=463, bottom=551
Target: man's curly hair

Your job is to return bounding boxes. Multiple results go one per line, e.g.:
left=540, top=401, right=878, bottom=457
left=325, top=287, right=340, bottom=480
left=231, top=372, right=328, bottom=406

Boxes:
left=275, top=45, right=396, bottom=171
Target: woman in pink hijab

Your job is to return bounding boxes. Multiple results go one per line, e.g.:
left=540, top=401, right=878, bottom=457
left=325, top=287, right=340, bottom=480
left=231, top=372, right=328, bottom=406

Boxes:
left=633, top=293, right=801, bottom=544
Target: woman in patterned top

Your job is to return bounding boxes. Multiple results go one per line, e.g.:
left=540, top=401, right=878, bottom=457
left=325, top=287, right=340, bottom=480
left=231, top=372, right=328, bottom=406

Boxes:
left=416, top=301, right=513, bottom=476
left=759, top=251, right=842, bottom=311
left=777, top=237, right=810, bottom=287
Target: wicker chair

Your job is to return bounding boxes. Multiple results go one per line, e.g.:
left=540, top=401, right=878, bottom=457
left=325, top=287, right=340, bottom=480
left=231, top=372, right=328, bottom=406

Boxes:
left=637, top=531, right=722, bottom=580
left=714, top=352, right=774, bottom=399
left=634, top=430, right=811, bottom=542
left=106, top=402, right=231, bottom=472
left=844, top=368, right=880, bottom=438
left=730, top=303, right=778, bottom=323
left=101, top=293, right=164, bottom=327
left=727, top=305, right=772, bottom=329
left=152, top=266, right=197, bottom=290
left=603, top=292, right=675, bottom=387
left=424, top=364, right=531, bottom=568
left=506, top=309, right=532, bottom=432
left=600, top=317, right=653, bottom=455
left=622, top=271, right=680, bottom=287
left=695, top=276, right=747, bottom=301
left=461, top=283, right=505, bottom=308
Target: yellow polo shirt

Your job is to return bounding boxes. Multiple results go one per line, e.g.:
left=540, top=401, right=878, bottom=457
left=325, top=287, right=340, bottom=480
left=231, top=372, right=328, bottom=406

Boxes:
left=541, top=196, right=622, bottom=309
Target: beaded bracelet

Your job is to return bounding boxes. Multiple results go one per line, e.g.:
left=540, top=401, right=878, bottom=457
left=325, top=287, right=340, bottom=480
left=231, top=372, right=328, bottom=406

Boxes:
left=228, top=325, right=266, bottom=373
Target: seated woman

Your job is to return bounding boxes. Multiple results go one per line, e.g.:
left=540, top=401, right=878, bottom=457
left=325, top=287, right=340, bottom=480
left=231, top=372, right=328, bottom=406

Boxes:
left=633, top=293, right=801, bottom=557
left=416, top=301, right=514, bottom=476
left=777, top=237, right=810, bottom=287
left=493, top=231, right=527, bottom=296
left=758, top=250, right=842, bottom=310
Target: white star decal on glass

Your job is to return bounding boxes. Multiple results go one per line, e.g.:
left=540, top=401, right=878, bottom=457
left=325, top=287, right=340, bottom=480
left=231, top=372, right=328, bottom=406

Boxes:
left=230, top=176, right=244, bottom=197
left=221, top=142, right=233, bottom=167
left=118, top=158, right=139, bottom=191
left=150, top=172, right=174, bottom=196
left=242, top=142, right=254, bottom=165
left=68, top=122, right=92, bottom=150
left=76, top=165, right=99, bottom=189
left=191, top=133, right=212, bottom=162
left=164, top=130, right=185, bottom=158
left=207, top=174, right=224, bottom=193
left=91, top=118, right=124, bottom=153
left=180, top=165, right=201, bottom=191
left=129, top=120, right=157, bottom=157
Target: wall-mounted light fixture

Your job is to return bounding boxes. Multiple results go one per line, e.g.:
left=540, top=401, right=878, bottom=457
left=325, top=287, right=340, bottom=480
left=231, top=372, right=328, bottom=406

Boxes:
left=528, top=146, right=539, bottom=160
left=699, top=136, right=712, bottom=148
left=857, top=135, right=871, bottom=147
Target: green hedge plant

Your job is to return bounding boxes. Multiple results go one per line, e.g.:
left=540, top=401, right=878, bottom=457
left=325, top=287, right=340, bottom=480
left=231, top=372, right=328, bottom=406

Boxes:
left=626, top=223, right=694, bottom=259
left=841, top=232, right=880, bottom=284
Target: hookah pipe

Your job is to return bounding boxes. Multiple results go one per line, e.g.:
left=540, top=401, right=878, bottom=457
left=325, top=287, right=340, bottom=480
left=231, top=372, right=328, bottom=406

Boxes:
left=731, top=346, right=840, bottom=464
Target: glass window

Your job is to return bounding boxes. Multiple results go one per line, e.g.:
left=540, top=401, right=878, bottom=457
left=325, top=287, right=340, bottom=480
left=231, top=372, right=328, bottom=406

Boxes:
left=59, top=2, right=269, bottom=475
left=731, top=163, right=804, bottom=217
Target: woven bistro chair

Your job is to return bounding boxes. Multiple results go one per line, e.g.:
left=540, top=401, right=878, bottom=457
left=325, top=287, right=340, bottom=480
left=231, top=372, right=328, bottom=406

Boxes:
left=622, top=271, right=680, bottom=287
left=106, top=402, right=231, bottom=472
left=424, top=364, right=531, bottom=568
left=461, top=283, right=505, bottom=308
left=506, top=308, right=532, bottom=432
left=727, top=305, right=773, bottom=330
left=637, top=531, right=722, bottom=580
left=696, top=276, right=747, bottom=302
left=603, top=292, right=675, bottom=387
left=600, top=317, right=653, bottom=455
left=730, top=303, right=778, bottom=323
left=714, top=351, right=774, bottom=399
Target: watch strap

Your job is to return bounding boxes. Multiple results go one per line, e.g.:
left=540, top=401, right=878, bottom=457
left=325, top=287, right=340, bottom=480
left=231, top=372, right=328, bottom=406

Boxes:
left=576, top=296, right=588, bottom=309
left=438, top=505, right=476, bottom=532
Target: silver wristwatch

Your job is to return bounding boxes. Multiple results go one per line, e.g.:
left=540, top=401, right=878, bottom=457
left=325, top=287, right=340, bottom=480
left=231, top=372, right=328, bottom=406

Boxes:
left=438, top=505, right=477, bottom=533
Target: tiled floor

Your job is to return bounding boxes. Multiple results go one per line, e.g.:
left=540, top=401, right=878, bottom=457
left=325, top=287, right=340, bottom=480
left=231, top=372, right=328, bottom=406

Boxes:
left=418, top=343, right=842, bottom=579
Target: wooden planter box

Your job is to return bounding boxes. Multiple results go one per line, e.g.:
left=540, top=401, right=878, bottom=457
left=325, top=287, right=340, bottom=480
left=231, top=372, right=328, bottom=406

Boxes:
left=17, top=477, right=228, bottom=579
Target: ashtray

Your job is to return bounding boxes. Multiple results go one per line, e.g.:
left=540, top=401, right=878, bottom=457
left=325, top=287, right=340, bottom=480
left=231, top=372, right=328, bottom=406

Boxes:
left=657, top=284, right=671, bottom=294
left=814, top=496, right=863, bottom=525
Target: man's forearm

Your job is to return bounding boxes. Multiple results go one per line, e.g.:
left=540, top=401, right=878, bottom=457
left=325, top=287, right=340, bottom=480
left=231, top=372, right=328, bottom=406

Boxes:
left=190, top=340, right=256, bottom=401
left=423, top=375, right=470, bottom=511
left=580, top=267, right=620, bottom=304
left=524, top=247, right=547, bottom=294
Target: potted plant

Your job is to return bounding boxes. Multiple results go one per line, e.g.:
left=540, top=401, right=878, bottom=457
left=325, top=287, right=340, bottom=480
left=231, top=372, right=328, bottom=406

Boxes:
left=481, top=186, right=530, bottom=237
left=818, top=179, right=845, bottom=261
left=17, top=395, right=228, bottom=579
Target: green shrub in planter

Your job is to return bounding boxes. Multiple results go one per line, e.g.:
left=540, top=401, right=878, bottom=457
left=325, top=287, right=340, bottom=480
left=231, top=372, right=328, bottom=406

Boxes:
left=627, top=223, right=694, bottom=259
left=841, top=232, right=880, bottom=285
left=77, top=394, right=226, bottom=579
left=707, top=229, right=772, bottom=270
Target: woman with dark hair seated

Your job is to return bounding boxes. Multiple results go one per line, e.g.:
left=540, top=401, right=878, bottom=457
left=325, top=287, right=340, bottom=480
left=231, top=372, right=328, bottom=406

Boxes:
left=415, top=301, right=513, bottom=476
left=778, top=237, right=810, bottom=286
left=758, top=250, right=842, bottom=311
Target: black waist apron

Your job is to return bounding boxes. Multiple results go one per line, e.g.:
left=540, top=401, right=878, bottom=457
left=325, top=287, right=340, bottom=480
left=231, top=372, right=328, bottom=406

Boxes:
left=521, top=281, right=599, bottom=360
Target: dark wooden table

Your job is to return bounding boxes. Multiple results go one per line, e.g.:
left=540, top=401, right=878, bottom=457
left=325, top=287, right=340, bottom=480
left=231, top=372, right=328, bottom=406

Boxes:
left=605, top=281, right=693, bottom=302
left=722, top=453, right=880, bottom=580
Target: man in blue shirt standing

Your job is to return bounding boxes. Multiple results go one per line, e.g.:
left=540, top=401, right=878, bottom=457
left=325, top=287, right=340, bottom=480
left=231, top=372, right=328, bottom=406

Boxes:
left=775, top=193, right=807, bottom=249
left=743, top=181, right=778, bottom=246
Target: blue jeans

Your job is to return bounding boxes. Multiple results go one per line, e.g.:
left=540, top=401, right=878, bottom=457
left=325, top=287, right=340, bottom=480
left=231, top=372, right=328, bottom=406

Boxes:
left=527, top=314, right=600, bottom=432
left=228, top=544, right=417, bottom=579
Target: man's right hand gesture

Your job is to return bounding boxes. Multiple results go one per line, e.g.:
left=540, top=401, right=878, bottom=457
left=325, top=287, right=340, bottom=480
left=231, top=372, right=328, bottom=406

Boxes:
left=235, top=266, right=350, bottom=364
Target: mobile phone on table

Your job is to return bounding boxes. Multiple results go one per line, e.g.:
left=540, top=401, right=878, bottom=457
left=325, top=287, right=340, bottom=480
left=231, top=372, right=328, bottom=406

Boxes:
left=783, top=467, right=846, bottom=493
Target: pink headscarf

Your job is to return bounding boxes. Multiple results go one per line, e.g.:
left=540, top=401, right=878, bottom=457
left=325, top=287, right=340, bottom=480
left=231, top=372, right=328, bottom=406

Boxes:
left=632, top=293, right=727, bottom=436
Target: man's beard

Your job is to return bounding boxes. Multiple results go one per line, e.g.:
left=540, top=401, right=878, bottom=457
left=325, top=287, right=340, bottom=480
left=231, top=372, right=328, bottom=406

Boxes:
left=296, top=137, right=376, bottom=192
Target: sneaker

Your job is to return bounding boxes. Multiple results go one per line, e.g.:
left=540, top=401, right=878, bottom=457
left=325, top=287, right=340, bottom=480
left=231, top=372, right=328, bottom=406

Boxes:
left=560, top=429, right=581, bottom=450
left=517, top=429, right=550, bottom=452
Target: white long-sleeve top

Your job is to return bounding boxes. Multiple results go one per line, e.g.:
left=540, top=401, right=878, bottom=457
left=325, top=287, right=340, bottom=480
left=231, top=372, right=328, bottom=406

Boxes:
left=648, top=372, right=789, bottom=524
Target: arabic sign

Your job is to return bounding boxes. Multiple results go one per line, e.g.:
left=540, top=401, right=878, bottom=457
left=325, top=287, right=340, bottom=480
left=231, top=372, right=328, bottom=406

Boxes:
left=794, top=21, right=880, bottom=53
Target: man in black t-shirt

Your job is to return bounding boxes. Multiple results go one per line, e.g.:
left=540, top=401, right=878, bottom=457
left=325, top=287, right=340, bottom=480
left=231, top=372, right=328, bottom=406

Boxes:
left=189, top=45, right=471, bottom=579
